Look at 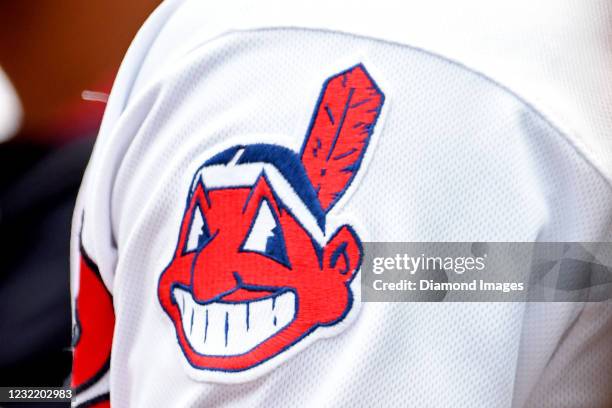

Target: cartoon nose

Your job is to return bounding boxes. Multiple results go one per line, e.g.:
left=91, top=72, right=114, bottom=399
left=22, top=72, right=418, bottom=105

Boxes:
left=191, top=254, right=240, bottom=303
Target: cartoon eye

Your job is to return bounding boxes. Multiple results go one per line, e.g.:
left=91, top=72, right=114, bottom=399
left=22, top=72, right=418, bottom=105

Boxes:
left=241, top=200, right=290, bottom=266
left=184, top=205, right=212, bottom=253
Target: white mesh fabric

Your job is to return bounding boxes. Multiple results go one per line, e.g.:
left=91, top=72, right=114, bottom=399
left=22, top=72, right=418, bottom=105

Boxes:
left=72, top=6, right=612, bottom=407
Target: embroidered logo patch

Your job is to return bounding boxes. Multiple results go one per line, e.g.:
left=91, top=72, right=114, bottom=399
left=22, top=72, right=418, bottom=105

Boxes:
left=72, top=231, right=113, bottom=406
left=158, top=64, right=385, bottom=381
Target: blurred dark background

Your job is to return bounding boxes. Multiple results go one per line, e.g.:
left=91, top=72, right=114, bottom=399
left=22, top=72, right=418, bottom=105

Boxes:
left=0, top=0, right=160, bottom=394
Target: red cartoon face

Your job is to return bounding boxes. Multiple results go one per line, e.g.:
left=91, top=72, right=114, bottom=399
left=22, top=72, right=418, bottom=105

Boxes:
left=158, top=175, right=361, bottom=372
left=158, top=63, right=384, bottom=377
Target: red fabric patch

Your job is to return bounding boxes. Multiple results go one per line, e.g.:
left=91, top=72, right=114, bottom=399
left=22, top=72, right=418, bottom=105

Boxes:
left=301, top=65, right=384, bottom=211
left=72, top=245, right=115, bottom=392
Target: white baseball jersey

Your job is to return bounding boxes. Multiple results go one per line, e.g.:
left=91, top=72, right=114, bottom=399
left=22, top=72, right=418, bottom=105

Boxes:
left=70, top=0, right=612, bottom=406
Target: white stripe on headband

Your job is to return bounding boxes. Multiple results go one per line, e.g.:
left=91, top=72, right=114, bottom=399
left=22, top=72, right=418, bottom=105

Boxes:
left=191, top=156, right=326, bottom=244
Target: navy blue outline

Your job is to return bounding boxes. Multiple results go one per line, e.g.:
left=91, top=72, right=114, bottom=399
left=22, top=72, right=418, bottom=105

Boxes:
left=224, top=312, right=229, bottom=347
left=325, top=88, right=356, bottom=161
left=330, top=242, right=350, bottom=275
left=159, top=222, right=362, bottom=373
left=75, top=392, right=110, bottom=408
left=241, top=171, right=285, bottom=216
left=202, top=144, right=326, bottom=230
left=169, top=282, right=299, bottom=358
left=325, top=105, right=335, bottom=124
left=187, top=228, right=220, bottom=301
left=204, top=145, right=244, bottom=166
left=299, top=63, right=385, bottom=213
left=239, top=197, right=291, bottom=269
left=157, top=176, right=361, bottom=373
left=182, top=203, right=213, bottom=255
left=204, top=309, right=209, bottom=341
left=74, top=227, right=113, bottom=395
left=156, top=64, right=377, bottom=374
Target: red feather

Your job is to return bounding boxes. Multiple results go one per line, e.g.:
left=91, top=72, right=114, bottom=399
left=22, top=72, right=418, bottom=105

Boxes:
left=300, top=64, right=384, bottom=212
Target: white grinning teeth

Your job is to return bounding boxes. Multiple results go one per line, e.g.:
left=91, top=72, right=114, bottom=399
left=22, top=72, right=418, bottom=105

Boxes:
left=173, top=287, right=296, bottom=356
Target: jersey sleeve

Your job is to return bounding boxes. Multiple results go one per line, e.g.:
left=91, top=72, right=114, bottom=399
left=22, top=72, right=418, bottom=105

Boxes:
left=71, top=0, right=612, bottom=406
